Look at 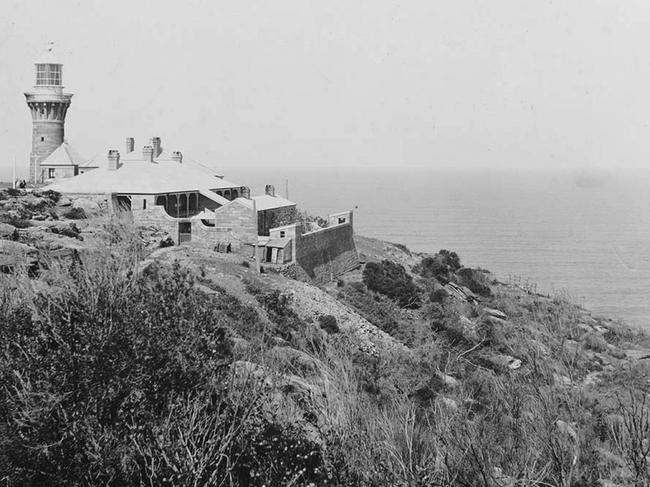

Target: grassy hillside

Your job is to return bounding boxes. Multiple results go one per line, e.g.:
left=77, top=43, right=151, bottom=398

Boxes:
left=1, top=189, right=650, bottom=486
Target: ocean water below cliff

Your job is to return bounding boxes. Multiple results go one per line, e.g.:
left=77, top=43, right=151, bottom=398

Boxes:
left=225, top=165, right=650, bottom=329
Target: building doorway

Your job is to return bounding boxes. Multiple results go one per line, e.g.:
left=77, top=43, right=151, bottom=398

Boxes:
left=178, top=221, right=191, bottom=244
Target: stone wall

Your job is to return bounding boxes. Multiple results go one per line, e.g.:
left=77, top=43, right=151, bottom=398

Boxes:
left=212, top=201, right=257, bottom=244
left=31, top=121, right=64, bottom=183
left=42, top=165, right=77, bottom=180
left=295, top=222, right=359, bottom=283
left=132, top=205, right=180, bottom=243
left=258, top=205, right=298, bottom=236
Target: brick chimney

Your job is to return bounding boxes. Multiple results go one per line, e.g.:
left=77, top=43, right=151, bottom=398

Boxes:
left=142, top=145, right=154, bottom=162
left=151, top=137, right=161, bottom=157
left=265, top=184, right=275, bottom=197
left=108, top=149, right=120, bottom=171
left=171, top=151, right=183, bottom=163
left=125, top=137, right=134, bottom=154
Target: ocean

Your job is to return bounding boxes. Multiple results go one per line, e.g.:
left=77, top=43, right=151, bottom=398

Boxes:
left=223, top=165, right=650, bottom=329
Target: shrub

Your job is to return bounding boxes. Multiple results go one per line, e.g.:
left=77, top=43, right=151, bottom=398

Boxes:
left=62, top=207, right=87, bottom=219
left=6, top=188, right=21, bottom=197
left=0, top=259, right=239, bottom=485
left=1, top=215, right=31, bottom=228
left=241, top=260, right=251, bottom=268
left=457, top=267, right=492, bottom=297
left=50, top=223, right=81, bottom=239
left=583, top=332, right=608, bottom=353
left=430, top=287, right=449, bottom=303
left=392, top=242, right=412, bottom=255
left=318, top=314, right=340, bottom=334
left=417, top=255, right=448, bottom=279
left=159, top=236, right=174, bottom=247
left=37, top=189, right=61, bottom=203
left=362, top=260, right=421, bottom=309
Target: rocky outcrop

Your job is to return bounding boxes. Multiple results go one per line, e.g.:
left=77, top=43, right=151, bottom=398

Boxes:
left=278, top=279, right=408, bottom=356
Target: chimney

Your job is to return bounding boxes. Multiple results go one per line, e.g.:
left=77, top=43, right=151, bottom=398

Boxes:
left=142, top=145, right=154, bottom=162
left=125, top=137, right=134, bottom=154
left=242, top=187, right=251, bottom=199
left=265, top=184, right=276, bottom=197
left=171, top=151, right=183, bottom=163
left=108, top=149, right=120, bottom=171
left=151, top=137, right=162, bottom=157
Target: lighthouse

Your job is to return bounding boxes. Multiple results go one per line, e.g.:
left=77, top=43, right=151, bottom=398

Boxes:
left=24, top=43, right=73, bottom=183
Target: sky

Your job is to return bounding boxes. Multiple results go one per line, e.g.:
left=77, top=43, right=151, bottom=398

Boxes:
left=1, top=0, right=650, bottom=179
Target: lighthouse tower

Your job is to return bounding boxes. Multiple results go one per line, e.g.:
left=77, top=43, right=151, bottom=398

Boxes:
left=24, top=43, right=73, bottom=183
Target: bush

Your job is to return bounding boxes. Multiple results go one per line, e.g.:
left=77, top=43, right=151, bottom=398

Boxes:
left=318, top=314, right=340, bottom=334
left=50, top=223, right=81, bottom=239
left=457, top=267, right=492, bottom=297
left=62, top=206, right=87, bottom=219
left=6, top=188, right=22, bottom=197
left=362, top=260, right=421, bottom=309
left=417, top=249, right=462, bottom=282
left=430, top=287, right=449, bottom=303
left=241, top=260, right=251, bottom=268
left=37, top=189, right=61, bottom=203
left=0, top=215, right=31, bottom=228
left=392, top=242, right=411, bottom=255
left=0, top=259, right=240, bottom=485
left=159, top=236, right=174, bottom=247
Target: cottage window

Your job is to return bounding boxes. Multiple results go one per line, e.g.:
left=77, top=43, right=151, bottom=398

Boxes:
left=48, top=168, right=55, bottom=179
left=280, top=231, right=285, bottom=238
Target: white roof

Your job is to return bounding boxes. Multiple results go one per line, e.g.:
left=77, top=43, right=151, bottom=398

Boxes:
left=192, top=209, right=216, bottom=220
left=252, top=194, right=295, bottom=211
left=40, top=142, right=85, bottom=167
left=44, top=157, right=243, bottom=195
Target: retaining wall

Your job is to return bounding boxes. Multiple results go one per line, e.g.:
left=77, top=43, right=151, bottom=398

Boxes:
left=295, top=222, right=359, bottom=283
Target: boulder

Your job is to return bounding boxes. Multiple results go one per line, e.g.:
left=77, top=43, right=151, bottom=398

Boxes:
left=436, top=371, right=460, bottom=389
left=553, top=373, right=572, bottom=386
left=0, top=240, right=38, bottom=269
left=485, top=354, right=522, bottom=372
left=483, top=307, right=507, bottom=320
left=438, top=396, right=458, bottom=411
left=0, top=223, right=18, bottom=240
left=459, top=315, right=479, bottom=342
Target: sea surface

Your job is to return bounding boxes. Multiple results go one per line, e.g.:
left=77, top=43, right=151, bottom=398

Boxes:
left=224, top=166, right=650, bottom=328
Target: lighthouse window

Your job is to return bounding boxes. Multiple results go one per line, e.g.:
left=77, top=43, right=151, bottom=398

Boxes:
left=35, top=64, right=62, bottom=86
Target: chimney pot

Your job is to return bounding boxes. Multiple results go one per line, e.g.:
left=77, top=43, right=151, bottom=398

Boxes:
left=125, top=137, right=134, bottom=154
left=151, top=137, right=162, bottom=157
left=265, top=184, right=276, bottom=197
left=142, top=145, right=154, bottom=162
left=108, top=149, right=121, bottom=171
left=172, top=151, right=183, bottom=163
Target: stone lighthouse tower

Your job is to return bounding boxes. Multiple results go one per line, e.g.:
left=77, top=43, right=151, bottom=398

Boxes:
left=24, top=43, right=73, bottom=183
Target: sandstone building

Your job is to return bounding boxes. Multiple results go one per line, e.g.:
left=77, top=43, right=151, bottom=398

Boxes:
left=35, top=50, right=358, bottom=282
left=24, top=44, right=92, bottom=183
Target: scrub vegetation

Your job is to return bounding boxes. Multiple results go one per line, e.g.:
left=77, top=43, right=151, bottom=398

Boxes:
left=1, top=194, right=650, bottom=485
